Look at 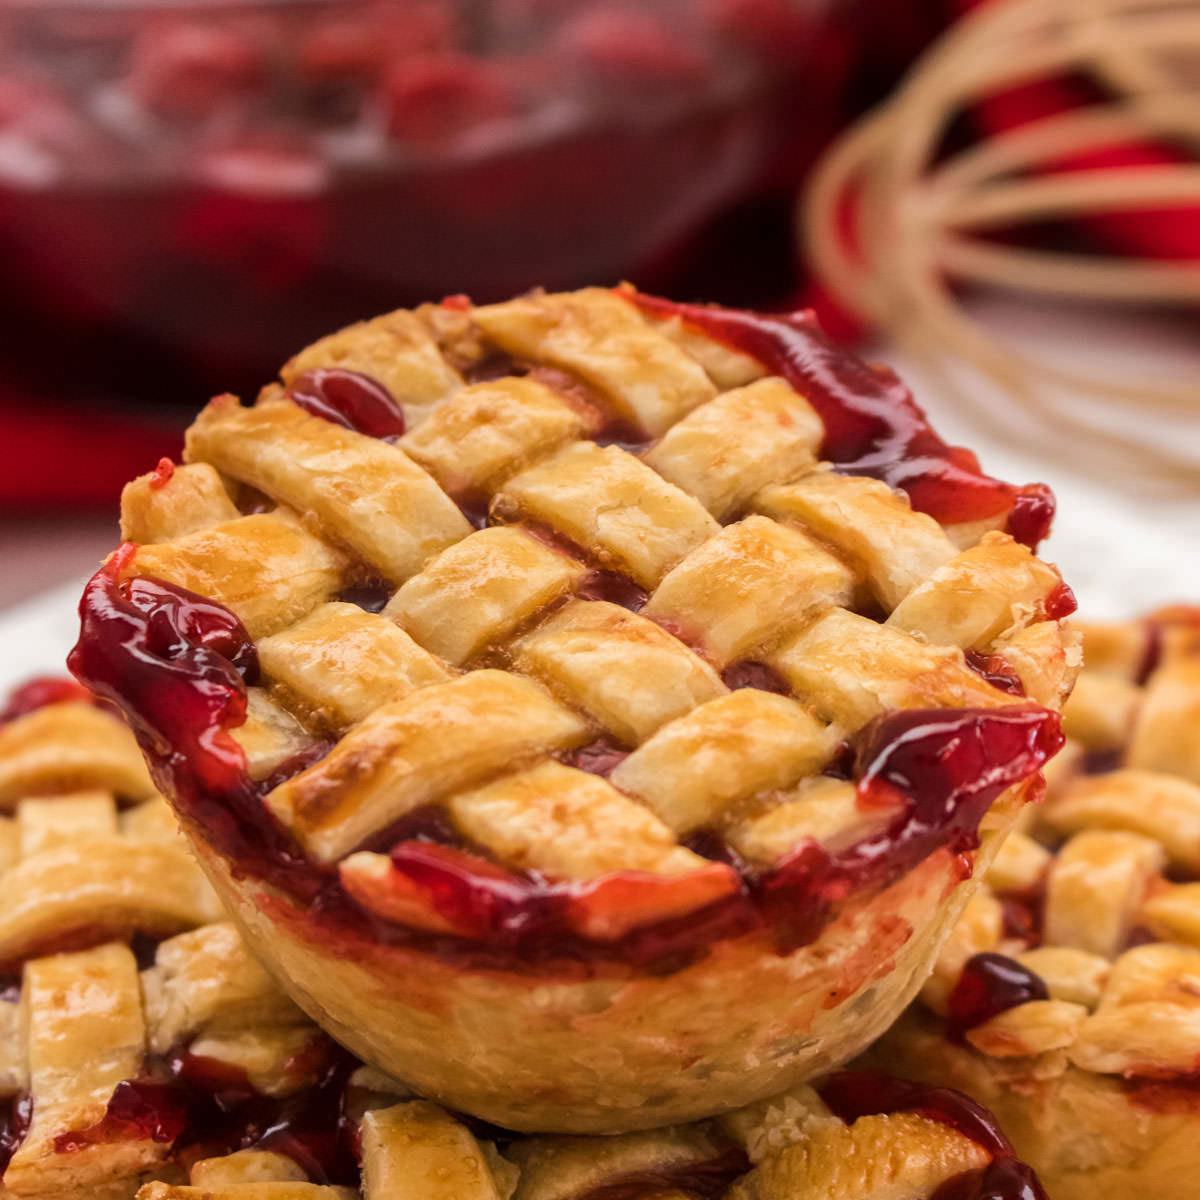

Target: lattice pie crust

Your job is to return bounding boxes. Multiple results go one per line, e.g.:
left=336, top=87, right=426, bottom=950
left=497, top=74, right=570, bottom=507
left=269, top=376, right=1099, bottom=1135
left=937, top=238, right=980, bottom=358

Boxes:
left=70, top=287, right=1078, bottom=1131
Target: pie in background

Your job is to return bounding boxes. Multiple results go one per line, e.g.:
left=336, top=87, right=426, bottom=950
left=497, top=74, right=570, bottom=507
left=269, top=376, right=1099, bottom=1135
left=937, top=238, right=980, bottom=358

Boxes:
left=865, top=608, right=1200, bottom=1200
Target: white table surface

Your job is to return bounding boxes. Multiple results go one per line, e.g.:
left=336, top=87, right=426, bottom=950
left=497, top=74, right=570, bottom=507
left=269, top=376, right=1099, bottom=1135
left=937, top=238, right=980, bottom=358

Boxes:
left=1, top=295, right=1196, bottom=694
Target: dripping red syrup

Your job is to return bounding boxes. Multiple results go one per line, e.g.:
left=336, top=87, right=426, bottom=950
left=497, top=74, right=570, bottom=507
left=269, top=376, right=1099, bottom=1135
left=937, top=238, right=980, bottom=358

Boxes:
left=624, top=291, right=1055, bottom=551
left=288, top=368, right=406, bottom=439
left=819, top=1070, right=1047, bottom=1200
left=71, top=558, right=1061, bottom=973
left=946, top=953, right=1049, bottom=1041
left=964, top=652, right=1025, bottom=698
left=0, top=676, right=99, bottom=724
left=761, top=708, right=1062, bottom=949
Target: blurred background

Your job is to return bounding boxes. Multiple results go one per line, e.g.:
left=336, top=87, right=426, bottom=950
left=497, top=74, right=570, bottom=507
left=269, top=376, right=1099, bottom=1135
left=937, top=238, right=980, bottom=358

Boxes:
left=0, top=0, right=1196, bottom=629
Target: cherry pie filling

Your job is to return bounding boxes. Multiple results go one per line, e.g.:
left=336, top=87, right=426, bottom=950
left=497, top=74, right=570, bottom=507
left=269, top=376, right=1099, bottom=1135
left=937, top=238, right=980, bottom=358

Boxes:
left=818, top=1071, right=1047, bottom=1200
left=946, top=896, right=1200, bottom=1104
left=945, top=953, right=1050, bottom=1042
left=1, top=1032, right=367, bottom=1187
left=71, top=559, right=1061, bottom=972
left=0, top=934, right=360, bottom=1186
left=0, top=930, right=359, bottom=1185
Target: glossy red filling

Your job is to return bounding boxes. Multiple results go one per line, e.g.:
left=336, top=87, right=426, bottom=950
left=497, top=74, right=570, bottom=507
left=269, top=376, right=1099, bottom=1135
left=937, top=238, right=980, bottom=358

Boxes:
left=71, top=563, right=1060, bottom=973
left=0, top=676, right=97, bottom=724
left=625, top=291, right=1055, bottom=550
left=288, top=368, right=407, bottom=440
left=46, top=1040, right=357, bottom=1186
left=819, top=1070, right=1047, bottom=1200
left=1041, top=581, right=1078, bottom=622
left=931, top=1159, right=1047, bottom=1200
left=762, top=707, right=1062, bottom=949
left=998, top=892, right=1043, bottom=947
left=54, top=1080, right=188, bottom=1153
left=964, top=652, right=1025, bottom=698
left=182, top=1048, right=358, bottom=1184
left=0, top=1094, right=32, bottom=1176
left=946, top=953, right=1050, bottom=1041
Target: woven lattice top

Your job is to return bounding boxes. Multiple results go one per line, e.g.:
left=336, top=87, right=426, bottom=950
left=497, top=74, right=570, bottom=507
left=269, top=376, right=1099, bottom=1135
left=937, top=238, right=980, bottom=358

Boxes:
left=907, top=608, right=1200, bottom=1075
left=73, top=287, right=1076, bottom=960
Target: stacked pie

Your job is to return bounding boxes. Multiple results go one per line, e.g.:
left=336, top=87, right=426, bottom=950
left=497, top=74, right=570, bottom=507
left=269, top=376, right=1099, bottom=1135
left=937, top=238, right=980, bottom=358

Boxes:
left=67, top=287, right=1078, bottom=1131
left=0, top=685, right=1054, bottom=1199
left=866, top=608, right=1200, bottom=1199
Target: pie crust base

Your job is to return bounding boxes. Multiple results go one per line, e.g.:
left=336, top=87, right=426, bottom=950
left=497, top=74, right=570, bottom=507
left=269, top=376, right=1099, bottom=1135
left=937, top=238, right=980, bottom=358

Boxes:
left=188, top=809, right=1026, bottom=1132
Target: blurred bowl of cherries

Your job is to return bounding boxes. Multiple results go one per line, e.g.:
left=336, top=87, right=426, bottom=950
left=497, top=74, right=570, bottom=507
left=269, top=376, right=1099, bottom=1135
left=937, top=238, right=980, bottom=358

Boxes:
left=0, top=0, right=927, bottom=409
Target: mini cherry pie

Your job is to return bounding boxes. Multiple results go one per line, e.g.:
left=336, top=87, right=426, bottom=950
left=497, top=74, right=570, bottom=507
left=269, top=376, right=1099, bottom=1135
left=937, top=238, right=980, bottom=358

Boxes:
left=865, top=607, right=1200, bottom=1200
left=0, top=677, right=1049, bottom=1199
left=70, top=286, right=1078, bottom=1131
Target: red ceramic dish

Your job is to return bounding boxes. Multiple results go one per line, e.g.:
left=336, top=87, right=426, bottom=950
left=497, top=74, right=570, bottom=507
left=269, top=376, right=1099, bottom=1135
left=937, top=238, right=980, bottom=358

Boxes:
left=0, top=0, right=861, bottom=409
